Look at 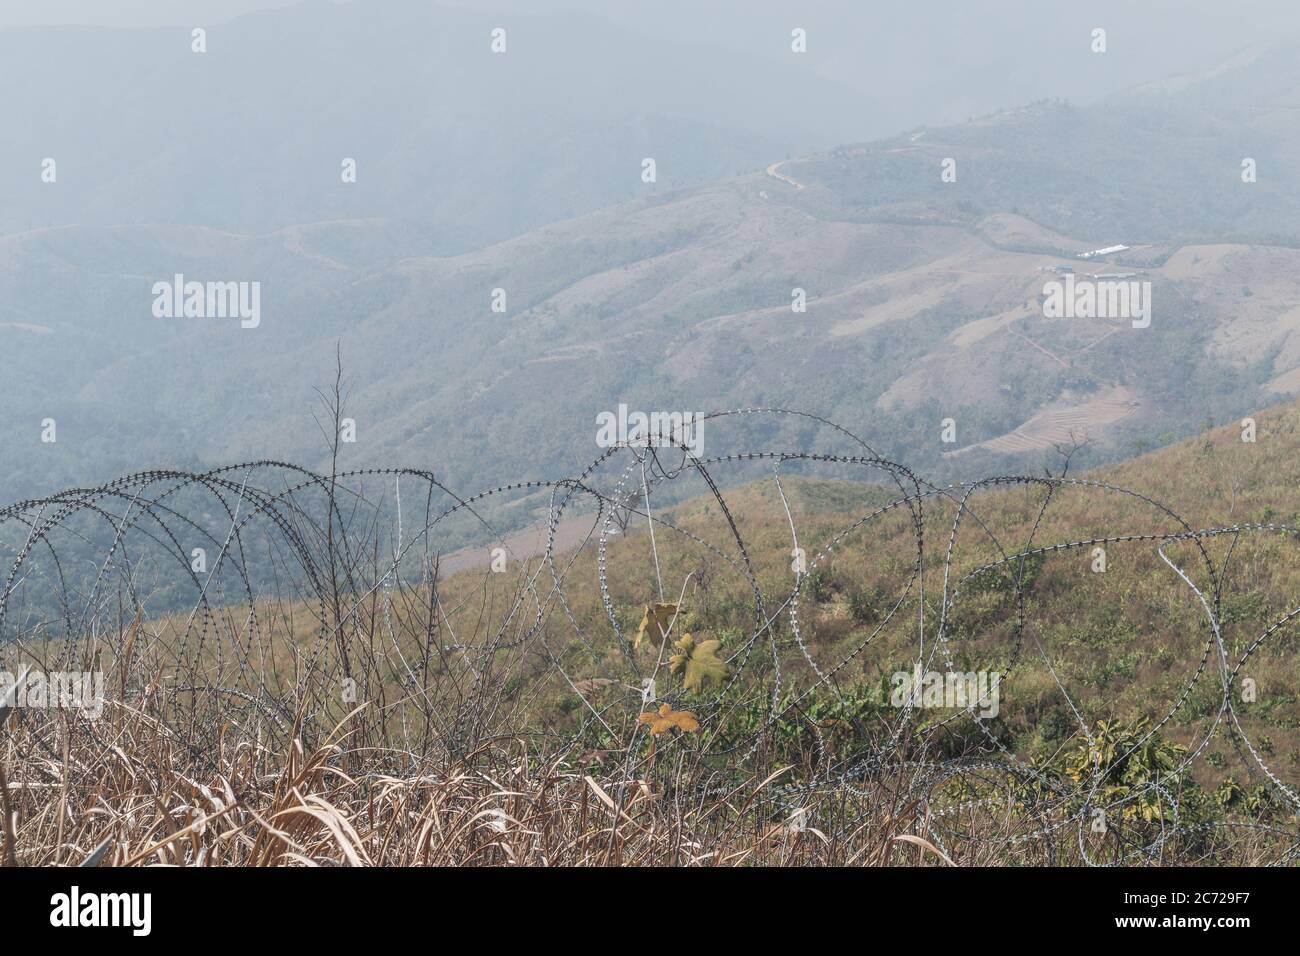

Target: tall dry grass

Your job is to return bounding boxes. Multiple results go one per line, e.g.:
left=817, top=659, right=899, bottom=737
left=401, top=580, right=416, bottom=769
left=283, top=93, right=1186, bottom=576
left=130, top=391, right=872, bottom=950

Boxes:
left=1, top=689, right=978, bottom=867
left=6, top=401, right=1300, bottom=867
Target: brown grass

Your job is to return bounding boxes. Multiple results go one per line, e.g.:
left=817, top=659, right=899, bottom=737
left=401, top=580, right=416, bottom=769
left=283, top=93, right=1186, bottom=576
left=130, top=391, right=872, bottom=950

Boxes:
left=5, top=402, right=1300, bottom=866
left=1, top=697, right=987, bottom=867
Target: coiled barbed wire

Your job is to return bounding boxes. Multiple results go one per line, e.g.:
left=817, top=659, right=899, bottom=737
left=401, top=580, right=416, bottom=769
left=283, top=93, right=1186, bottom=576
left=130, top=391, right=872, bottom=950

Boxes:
left=1, top=407, right=1296, bottom=865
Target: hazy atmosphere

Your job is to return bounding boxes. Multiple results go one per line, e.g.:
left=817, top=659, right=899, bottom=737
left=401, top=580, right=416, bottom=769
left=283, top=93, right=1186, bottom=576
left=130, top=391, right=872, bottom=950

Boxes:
left=3, top=0, right=1300, bottom=897
left=7, top=0, right=1300, bottom=500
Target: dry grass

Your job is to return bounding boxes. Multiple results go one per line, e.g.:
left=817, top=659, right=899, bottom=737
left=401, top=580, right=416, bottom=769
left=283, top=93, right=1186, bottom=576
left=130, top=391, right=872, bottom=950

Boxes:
left=5, top=402, right=1300, bottom=866
left=1, top=696, right=981, bottom=867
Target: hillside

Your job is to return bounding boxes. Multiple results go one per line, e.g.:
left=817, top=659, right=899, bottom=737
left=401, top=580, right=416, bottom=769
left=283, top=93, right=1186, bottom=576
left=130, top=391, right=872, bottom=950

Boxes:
left=4, top=397, right=1300, bottom=866
left=1, top=168, right=1293, bottom=505
left=427, top=395, right=1300, bottom=800
left=8, top=38, right=1300, bottom=512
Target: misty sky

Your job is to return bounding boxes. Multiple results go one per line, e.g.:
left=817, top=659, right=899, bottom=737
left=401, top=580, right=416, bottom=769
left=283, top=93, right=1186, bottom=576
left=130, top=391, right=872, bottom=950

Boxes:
left=6, top=0, right=1300, bottom=131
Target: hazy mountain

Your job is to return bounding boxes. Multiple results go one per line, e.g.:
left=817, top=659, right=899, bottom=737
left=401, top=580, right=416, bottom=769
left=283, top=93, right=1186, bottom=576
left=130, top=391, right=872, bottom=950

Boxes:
left=0, top=0, right=881, bottom=249
left=7, top=30, right=1300, bottom=511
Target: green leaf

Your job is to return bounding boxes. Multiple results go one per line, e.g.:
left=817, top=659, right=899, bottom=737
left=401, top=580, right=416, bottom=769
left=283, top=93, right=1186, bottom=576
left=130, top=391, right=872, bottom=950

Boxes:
left=669, top=633, right=727, bottom=692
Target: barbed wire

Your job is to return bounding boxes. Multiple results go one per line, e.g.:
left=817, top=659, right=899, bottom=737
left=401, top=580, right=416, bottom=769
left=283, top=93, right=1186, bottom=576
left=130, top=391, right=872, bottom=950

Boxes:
left=1, top=407, right=1296, bottom=865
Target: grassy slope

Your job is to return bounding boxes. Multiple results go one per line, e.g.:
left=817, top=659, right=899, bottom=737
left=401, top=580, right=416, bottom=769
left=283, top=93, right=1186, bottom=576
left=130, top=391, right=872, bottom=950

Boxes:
left=424, top=397, right=1300, bottom=800
left=126, top=397, right=1300, bottom=780
left=11, top=399, right=1300, bottom=866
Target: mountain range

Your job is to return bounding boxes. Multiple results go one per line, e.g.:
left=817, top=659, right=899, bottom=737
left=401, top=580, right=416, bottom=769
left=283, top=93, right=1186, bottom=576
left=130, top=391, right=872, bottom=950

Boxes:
left=5, top=10, right=1300, bottom=512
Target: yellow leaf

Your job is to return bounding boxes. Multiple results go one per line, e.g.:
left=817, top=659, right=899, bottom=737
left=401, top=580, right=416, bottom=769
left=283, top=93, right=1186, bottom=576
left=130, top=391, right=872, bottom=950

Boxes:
left=638, top=703, right=700, bottom=735
left=635, top=603, right=678, bottom=651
